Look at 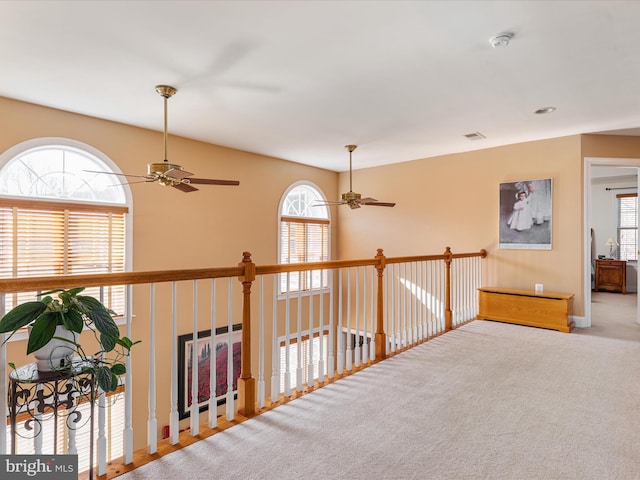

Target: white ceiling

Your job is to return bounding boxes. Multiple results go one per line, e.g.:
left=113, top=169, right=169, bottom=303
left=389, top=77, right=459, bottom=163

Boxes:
left=2, top=1, right=640, bottom=172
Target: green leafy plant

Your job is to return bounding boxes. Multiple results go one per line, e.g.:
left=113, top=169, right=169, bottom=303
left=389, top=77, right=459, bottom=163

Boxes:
left=0, top=287, right=139, bottom=392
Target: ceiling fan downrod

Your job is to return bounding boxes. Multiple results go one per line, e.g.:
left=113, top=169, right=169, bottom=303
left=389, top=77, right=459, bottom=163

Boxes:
left=345, top=144, right=357, bottom=193
left=155, top=85, right=177, bottom=163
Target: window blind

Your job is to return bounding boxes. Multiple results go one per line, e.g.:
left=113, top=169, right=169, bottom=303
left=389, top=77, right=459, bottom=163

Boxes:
left=279, top=216, right=329, bottom=294
left=616, top=193, right=637, bottom=261
left=0, top=200, right=127, bottom=312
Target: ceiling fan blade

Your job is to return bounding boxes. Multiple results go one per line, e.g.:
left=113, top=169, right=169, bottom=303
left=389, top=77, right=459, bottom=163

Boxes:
left=165, top=168, right=194, bottom=180
left=85, top=170, right=152, bottom=180
left=359, top=197, right=379, bottom=204
left=172, top=182, right=199, bottom=193
left=188, top=178, right=240, bottom=186
left=109, top=179, right=156, bottom=187
left=365, top=201, right=396, bottom=207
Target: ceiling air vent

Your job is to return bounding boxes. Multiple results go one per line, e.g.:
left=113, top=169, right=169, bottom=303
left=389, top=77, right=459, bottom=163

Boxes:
left=464, top=132, right=486, bottom=140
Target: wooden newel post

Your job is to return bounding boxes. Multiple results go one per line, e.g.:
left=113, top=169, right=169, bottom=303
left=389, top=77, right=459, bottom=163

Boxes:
left=374, top=248, right=387, bottom=359
left=238, top=251, right=256, bottom=416
left=444, top=247, right=453, bottom=331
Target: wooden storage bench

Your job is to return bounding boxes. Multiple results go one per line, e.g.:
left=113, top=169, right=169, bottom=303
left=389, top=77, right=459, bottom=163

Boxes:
left=477, top=287, right=574, bottom=333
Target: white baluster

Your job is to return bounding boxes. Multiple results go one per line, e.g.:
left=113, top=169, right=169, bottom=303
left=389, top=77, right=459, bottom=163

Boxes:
left=384, top=265, right=390, bottom=354
left=170, top=282, right=179, bottom=443
left=34, top=384, right=42, bottom=454
left=0, top=294, right=6, bottom=455
left=226, top=278, right=234, bottom=421
left=354, top=267, right=361, bottom=368
left=362, top=267, right=369, bottom=364
left=440, top=261, right=445, bottom=331
left=422, top=261, right=429, bottom=340
left=389, top=263, right=396, bottom=353
left=271, top=278, right=280, bottom=402
left=411, top=262, right=417, bottom=344
left=190, top=281, right=199, bottom=436
left=123, top=284, right=133, bottom=463
left=296, top=275, right=303, bottom=392
left=327, top=269, right=335, bottom=379
left=284, top=273, right=291, bottom=397
left=403, top=262, right=408, bottom=347
left=67, top=405, right=76, bottom=455
left=346, top=268, right=353, bottom=371
left=97, top=287, right=107, bottom=475
left=369, top=265, right=375, bottom=362
left=258, top=276, right=265, bottom=408
left=393, top=263, right=402, bottom=352
left=318, top=269, right=325, bottom=383
left=417, top=262, right=423, bottom=340
left=307, top=272, right=314, bottom=388
left=209, top=279, right=217, bottom=428
left=337, top=269, right=344, bottom=375
left=147, top=283, right=157, bottom=454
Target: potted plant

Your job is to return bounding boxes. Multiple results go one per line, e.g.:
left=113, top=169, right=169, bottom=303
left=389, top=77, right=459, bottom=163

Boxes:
left=0, top=287, right=139, bottom=392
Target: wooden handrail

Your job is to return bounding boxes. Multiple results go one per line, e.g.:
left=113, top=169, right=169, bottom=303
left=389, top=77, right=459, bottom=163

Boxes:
left=0, top=249, right=487, bottom=294
left=0, top=267, right=244, bottom=294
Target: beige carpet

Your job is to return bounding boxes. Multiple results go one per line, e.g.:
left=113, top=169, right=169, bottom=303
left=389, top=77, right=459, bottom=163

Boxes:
left=118, top=292, right=640, bottom=480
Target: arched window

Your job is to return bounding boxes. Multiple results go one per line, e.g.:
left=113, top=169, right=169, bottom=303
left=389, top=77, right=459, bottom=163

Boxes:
left=0, top=139, right=131, bottom=312
left=278, top=182, right=330, bottom=294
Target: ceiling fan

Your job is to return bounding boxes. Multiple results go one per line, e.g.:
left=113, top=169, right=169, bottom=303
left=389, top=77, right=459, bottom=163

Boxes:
left=89, top=85, right=240, bottom=193
left=319, top=145, right=396, bottom=209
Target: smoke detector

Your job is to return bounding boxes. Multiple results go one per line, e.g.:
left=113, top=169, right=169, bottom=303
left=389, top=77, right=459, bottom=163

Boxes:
left=489, top=32, right=514, bottom=48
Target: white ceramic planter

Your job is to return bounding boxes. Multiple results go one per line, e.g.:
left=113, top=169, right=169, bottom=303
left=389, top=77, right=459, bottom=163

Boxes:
left=31, top=325, right=78, bottom=372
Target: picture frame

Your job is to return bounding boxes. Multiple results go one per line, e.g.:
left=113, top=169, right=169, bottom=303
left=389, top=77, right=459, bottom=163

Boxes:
left=177, top=323, right=242, bottom=420
left=499, top=178, right=553, bottom=250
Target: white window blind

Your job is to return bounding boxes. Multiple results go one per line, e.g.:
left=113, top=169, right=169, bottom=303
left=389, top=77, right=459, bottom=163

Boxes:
left=0, top=199, right=127, bottom=313
left=617, top=193, right=637, bottom=261
left=280, top=216, right=329, bottom=293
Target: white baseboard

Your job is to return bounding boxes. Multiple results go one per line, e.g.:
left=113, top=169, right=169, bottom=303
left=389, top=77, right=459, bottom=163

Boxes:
left=572, top=315, right=588, bottom=328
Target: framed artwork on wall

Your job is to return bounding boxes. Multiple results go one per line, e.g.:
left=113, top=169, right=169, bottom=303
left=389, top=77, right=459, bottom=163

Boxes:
left=499, top=178, right=553, bottom=250
left=177, top=323, right=242, bottom=420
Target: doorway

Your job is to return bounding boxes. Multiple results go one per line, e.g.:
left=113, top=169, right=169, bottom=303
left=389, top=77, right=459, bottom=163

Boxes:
left=585, top=158, right=640, bottom=327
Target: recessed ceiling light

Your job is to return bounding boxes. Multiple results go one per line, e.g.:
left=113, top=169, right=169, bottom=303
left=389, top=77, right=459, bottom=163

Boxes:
left=489, top=32, right=514, bottom=48
left=534, top=107, right=556, bottom=115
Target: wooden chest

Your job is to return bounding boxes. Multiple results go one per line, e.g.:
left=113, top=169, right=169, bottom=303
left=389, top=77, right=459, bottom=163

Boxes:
left=477, top=287, right=574, bottom=333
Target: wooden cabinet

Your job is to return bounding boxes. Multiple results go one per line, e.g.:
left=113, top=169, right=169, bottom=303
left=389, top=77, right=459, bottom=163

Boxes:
left=478, top=287, right=574, bottom=333
left=595, top=259, right=626, bottom=294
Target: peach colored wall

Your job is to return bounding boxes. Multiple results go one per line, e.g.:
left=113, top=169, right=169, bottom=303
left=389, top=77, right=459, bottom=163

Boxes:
left=582, top=134, right=640, bottom=158
left=337, top=136, right=586, bottom=315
